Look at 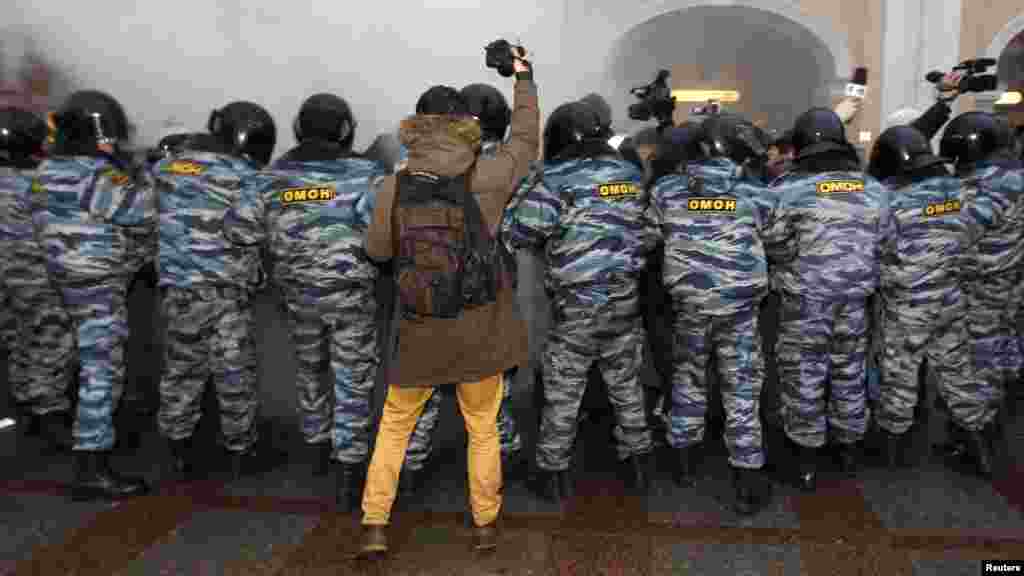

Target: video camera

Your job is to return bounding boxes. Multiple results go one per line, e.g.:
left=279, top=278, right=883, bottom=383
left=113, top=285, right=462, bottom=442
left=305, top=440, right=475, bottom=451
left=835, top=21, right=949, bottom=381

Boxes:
left=925, top=58, right=998, bottom=95
left=628, top=69, right=676, bottom=130
left=485, top=39, right=527, bottom=77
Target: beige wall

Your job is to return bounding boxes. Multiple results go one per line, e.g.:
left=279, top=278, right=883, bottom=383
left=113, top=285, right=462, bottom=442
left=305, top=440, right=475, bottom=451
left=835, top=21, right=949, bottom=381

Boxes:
left=660, top=0, right=885, bottom=149
left=959, top=2, right=1024, bottom=120
left=796, top=0, right=885, bottom=149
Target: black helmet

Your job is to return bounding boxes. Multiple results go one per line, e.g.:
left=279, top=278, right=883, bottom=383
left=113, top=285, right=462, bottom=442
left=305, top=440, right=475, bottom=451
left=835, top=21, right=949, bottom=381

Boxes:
left=939, top=112, right=999, bottom=167
left=791, top=107, right=850, bottom=159
left=294, top=93, right=355, bottom=149
left=543, top=101, right=606, bottom=163
left=207, top=101, right=277, bottom=167
left=868, top=125, right=948, bottom=181
left=618, top=137, right=643, bottom=169
left=53, top=90, right=128, bottom=155
left=579, top=93, right=613, bottom=139
left=649, top=122, right=705, bottom=181
left=0, top=107, right=48, bottom=167
left=699, top=114, right=768, bottom=165
left=416, top=85, right=468, bottom=116
left=460, top=84, right=510, bottom=142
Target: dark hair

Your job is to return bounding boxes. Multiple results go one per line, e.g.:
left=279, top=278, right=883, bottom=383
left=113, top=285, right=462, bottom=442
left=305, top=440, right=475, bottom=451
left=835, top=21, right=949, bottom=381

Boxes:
left=416, top=85, right=468, bottom=116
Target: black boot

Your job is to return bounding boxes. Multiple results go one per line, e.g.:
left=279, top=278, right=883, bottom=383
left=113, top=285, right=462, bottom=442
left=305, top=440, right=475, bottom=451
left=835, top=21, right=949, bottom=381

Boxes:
left=311, top=443, right=332, bottom=477
left=167, top=437, right=197, bottom=480
left=965, top=421, right=999, bottom=480
left=227, top=444, right=281, bottom=481
left=674, top=444, right=702, bottom=487
left=38, top=411, right=73, bottom=452
left=70, top=451, right=149, bottom=502
left=834, top=442, right=862, bottom=478
left=14, top=405, right=41, bottom=438
left=788, top=439, right=817, bottom=492
left=882, top=430, right=909, bottom=469
left=937, top=419, right=968, bottom=460
left=398, top=467, right=423, bottom=497
left=501, top=451, right=526, bottom=484
left=335, top=463, right=366, bottom=513
left=622, top=453, right=651, bottom=492
left=731, top=467, right=768, bottom=516
left=531, top=469, right=573, bottom=503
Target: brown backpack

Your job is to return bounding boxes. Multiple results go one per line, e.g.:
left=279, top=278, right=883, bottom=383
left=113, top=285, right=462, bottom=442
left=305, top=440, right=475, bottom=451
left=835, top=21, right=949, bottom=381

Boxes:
left=392, top=166, right=504, bottom=321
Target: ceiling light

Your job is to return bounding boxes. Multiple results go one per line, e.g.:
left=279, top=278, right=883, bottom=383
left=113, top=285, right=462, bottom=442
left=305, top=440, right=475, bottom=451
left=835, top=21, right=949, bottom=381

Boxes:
left=671, top=90, right=741, bottom=103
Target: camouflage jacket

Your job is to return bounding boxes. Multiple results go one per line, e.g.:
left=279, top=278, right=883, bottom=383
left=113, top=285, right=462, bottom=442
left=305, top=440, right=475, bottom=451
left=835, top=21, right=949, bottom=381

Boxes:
left=958, top=162, right=1024, bottom=304
left=763, top=170, right=888, bottom=301
left=30, top=156, right=156, bottom=282
left=500, top=156, right=659, bottom=294
left=879, top=174, right=968, bottom=316
left=649, top=157, right=772, bottom=314
left=153, top=151, right=262, bottom=289
left=222, top=155, right=386, bottom=302
left=0, top=166, right=49, bottom=288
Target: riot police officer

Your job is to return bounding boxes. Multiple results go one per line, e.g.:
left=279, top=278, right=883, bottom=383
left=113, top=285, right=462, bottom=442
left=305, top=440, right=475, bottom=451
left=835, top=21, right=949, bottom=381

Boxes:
left=867, top=125, right=974, bottom=469
left=937, top=112, right=1021, bottom=478
left=648, top=115, right=773, bottom=514
left=153, top=101, right=276, bottom=481
left=502, top=101, right=658, bottom=503
left=762, top=108, right=887, bottom=491
left=224, top=93, right=385, bottom=510
left=0, top=107, right=74, bottom=452
left=32, top=91, right=156, bottom=500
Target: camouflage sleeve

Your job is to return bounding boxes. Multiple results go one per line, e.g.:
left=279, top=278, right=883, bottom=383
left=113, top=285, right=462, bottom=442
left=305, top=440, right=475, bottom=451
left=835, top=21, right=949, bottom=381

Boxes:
left=356, top=173, right=387, bottom=230
left=760, top=192, right=795, bottom=264
left=87, top=165, right=158, bottom=228
left=223, top=175, right=268, bottom=247
left=500, top=168, right=559, bottom=255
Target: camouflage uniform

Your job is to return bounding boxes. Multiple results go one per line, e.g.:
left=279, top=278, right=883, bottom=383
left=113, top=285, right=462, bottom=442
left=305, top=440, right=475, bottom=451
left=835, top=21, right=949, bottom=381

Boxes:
left=501, top=156, right=657, bottom=471
left=223, top=152, right=385, bottom=463
left=957, top=164, right=1024, bottom=425
left=30, top=157, right=157, bottom=451
left=153, top=152, right=262, bottom=451
left=0, top=166, right=74, bottom=415
left=763, top=171, right=887, bottom=448
left=875, top=175, right=975, bottom=434
left=402, top=141, right=522, bottom=472
left=649, top=157, right=771, bottom=469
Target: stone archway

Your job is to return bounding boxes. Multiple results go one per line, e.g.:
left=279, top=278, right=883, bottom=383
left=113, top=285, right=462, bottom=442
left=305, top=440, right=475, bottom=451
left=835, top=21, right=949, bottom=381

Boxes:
left=604, top=0, right=852, bottom=133
left=606, top=0, right=852, bottom=82
left=976, top=12, right=1024, bottom=113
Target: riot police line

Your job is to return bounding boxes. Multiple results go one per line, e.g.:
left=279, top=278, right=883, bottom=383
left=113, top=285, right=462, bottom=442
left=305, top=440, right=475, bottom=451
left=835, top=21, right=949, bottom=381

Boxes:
left=0, top=42, right=1022, bottom=548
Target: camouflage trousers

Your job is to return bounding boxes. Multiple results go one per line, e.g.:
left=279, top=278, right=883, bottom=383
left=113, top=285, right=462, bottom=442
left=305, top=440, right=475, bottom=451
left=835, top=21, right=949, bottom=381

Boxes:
left=283, top=288, right=380, bottom=464
left=55, top=279, right=131, bottom=451
left=0, top=294, right=16, bottom=350
left=536, top=285, right=652, bottom=471
left=0, top=266, right=75, bottom=416
left=776, top=294, right=870, bottom=448
left=964, top=286, right=1014, bottom=420
left=668, top=305, right=765, bottom=469
left=876, top=303, right=983, bottom=434
left=402, top=366, right=522, bottom=471
left=159, top=286, right=258, bottom=451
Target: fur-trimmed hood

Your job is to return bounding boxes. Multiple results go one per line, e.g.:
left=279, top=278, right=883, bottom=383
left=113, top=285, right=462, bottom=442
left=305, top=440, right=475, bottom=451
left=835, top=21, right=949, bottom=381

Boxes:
left=398, top=115, right=482, bottom=177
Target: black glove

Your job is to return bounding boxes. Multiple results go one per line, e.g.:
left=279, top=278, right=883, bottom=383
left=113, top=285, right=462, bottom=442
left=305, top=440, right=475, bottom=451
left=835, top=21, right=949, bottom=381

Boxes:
left=129, top=262, right=158, bottom=292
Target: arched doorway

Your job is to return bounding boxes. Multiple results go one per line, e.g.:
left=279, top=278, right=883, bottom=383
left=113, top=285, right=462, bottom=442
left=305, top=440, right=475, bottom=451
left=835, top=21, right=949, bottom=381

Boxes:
left=978, top=13, right=1024, bottom=120
left=995, top=29, right=1024, bottom=126
left=605, top=2, right=851, bottom=135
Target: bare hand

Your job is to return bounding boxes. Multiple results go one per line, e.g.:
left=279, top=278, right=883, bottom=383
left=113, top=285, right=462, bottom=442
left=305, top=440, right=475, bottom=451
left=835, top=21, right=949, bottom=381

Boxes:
left=512, top=47, right=530, bottom=73
left=834, top=97, right=863, bottom=125
left=939, top=71, right=964, bottom=96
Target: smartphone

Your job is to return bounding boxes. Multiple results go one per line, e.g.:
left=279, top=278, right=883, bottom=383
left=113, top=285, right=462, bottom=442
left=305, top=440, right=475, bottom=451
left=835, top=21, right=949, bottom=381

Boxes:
left=845, top=67, right=869, bottom=99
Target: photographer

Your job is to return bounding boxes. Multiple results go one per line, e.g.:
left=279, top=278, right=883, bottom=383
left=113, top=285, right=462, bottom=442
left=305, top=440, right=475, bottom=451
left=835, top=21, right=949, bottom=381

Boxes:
left=359, top=41, right=537, bottom=556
